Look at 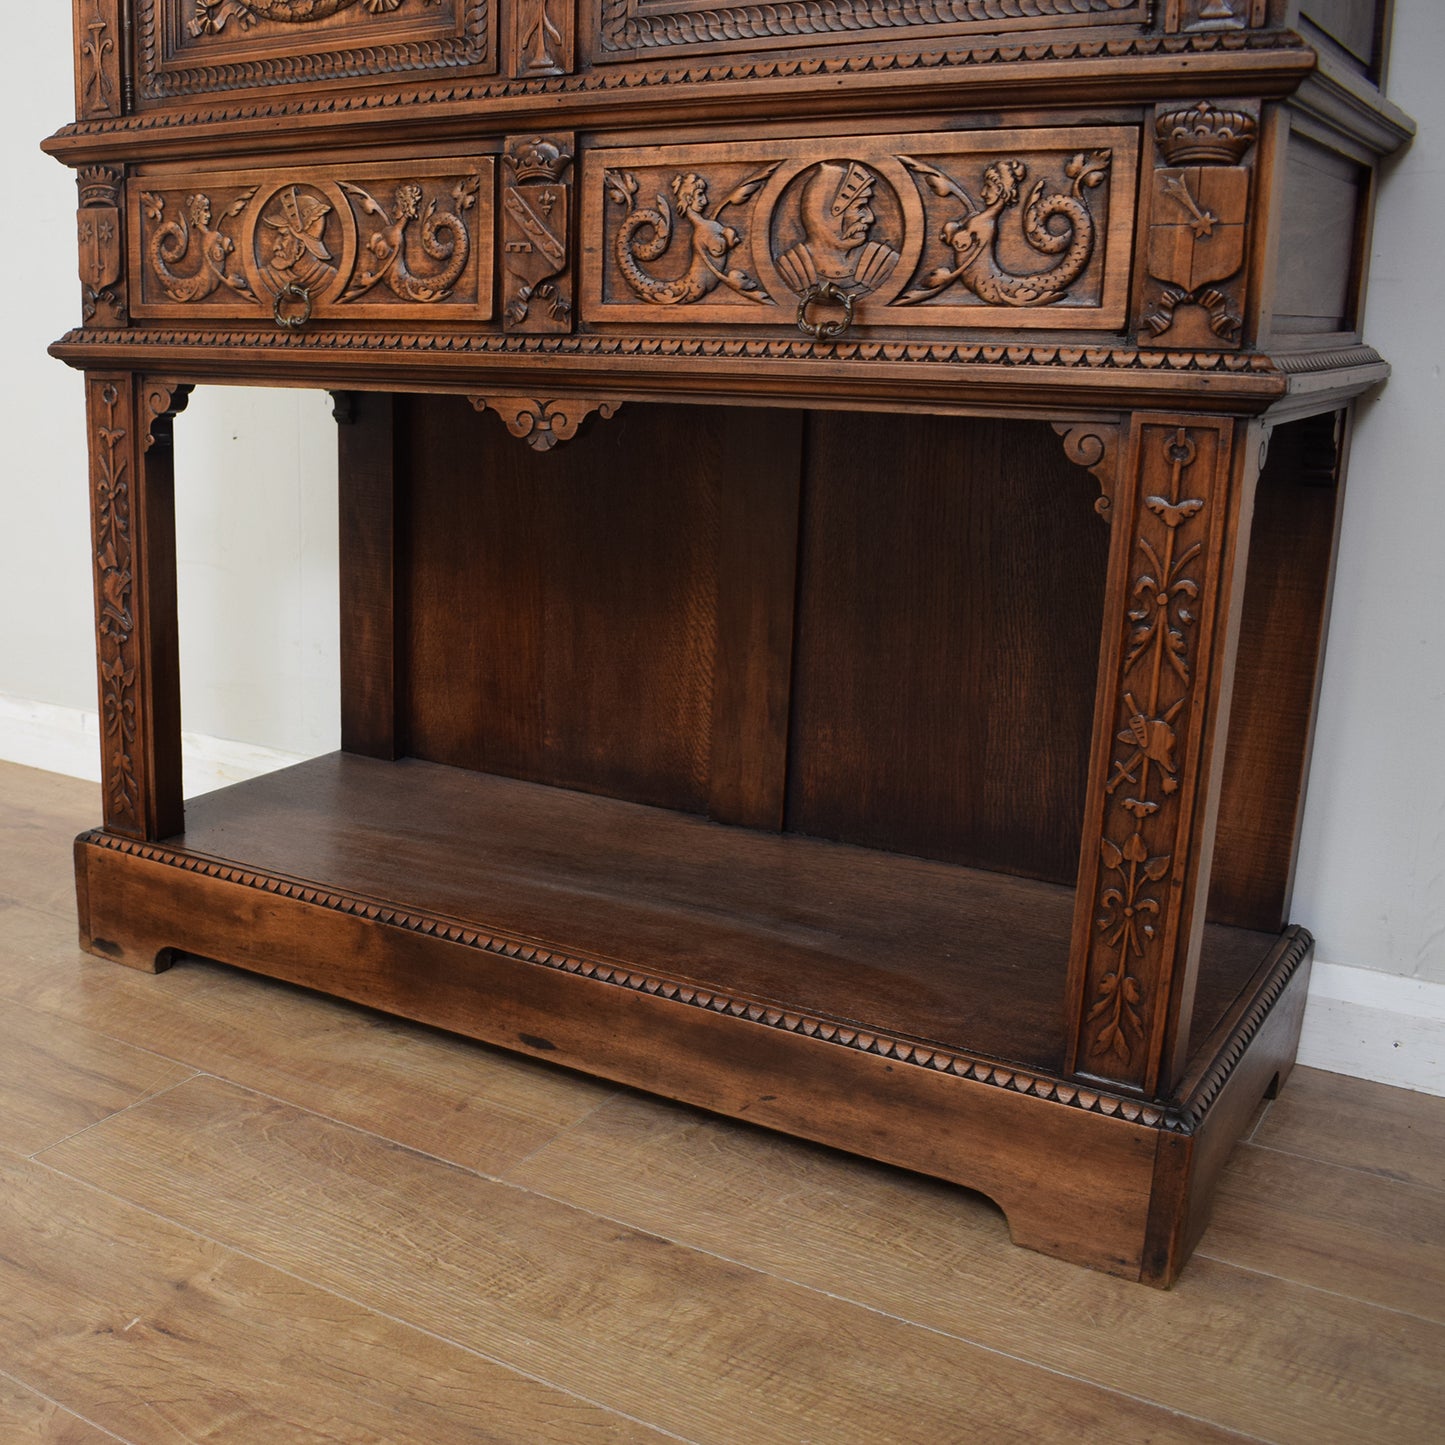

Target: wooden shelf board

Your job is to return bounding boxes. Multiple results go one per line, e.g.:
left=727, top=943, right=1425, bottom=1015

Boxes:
left=169, top=752, right=1275, bottom=1081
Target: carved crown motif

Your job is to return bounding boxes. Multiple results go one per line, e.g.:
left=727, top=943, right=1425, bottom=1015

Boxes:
left=78, top=166, right=122, bottom=208
left=1156, top=101, right=1257, bottom=166
left=506, top=138, right=573, bottom=185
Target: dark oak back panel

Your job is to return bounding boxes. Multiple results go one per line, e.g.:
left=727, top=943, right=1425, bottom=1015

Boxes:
left=400, top=397, right=803, bottom=825
left=786, top=414, right=1108, bottom=885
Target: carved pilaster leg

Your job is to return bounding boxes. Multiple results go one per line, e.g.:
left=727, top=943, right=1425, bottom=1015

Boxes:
left=1066, top=413, right=1263, bottom=1098
left=85, top=374, right=187, bottom=841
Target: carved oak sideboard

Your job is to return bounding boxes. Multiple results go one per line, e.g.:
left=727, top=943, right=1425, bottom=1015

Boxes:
left=48, top=0, right=1411, bottom=1284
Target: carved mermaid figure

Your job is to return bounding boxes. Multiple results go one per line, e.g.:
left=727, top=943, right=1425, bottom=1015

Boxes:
left=143, top=191, right=254, bottom=304
left=342, top=178, right=478, bottom=304
left=607, top=167, right=777, bottom=306
left=899, top=151, right=1111, bottom=308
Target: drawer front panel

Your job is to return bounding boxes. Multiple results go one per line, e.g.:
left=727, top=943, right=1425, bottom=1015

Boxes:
left=137, top=1, right=494, bottom=103
left=582, top=128, right=1138, bottom=332
left=596, top=0, right=1151, bottom=63
left=129, top=158, right=495, bottom=323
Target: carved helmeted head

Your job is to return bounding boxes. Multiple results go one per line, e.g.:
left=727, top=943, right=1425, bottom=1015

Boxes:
left=800, top=162, right=877, bottom=257
left=262, top=186, right=333, bottom=269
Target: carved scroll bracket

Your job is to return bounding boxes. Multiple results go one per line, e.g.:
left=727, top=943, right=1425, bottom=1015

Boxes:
left=470, top=395, right=621, bottom=451
left=141, top=382, right=193, bottom=452
left=1052, top=420, right=1122, bottom=522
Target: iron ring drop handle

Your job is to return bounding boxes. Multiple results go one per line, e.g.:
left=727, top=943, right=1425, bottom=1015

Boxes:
left=273, top=283, right=313, bottom=331
left=795, top=281, right=855, bottom=340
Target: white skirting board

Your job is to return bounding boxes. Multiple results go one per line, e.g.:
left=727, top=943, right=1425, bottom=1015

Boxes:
left=3, top=692, right=1441, bottom=1098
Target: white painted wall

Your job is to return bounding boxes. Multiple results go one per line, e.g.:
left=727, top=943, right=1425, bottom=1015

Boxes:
left=1, top=3, right=1441, bottom=1088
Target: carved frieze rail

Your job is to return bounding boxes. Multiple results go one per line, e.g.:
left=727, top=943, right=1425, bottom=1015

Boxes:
left=129, top=157, right=494, bottom=323
left=584, top=128, right=1138, bottom=332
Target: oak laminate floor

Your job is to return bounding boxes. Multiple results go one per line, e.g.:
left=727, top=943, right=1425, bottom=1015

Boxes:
left=2, top=760, right=1442, bottom=1443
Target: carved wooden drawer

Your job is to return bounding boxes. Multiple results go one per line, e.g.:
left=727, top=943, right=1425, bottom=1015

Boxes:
left=128, top=156, right=495, bottom=325
left=584, top=126, right=1139, bottom=333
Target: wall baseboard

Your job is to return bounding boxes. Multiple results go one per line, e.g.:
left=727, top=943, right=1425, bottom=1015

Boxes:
left=4, top=693, right=1441, bottom=1098
left=0, top=692, right=303, bottom=803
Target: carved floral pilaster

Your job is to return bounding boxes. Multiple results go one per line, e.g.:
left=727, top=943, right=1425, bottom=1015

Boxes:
left=1068, top=416, right=1239, bottom=1095
left=85, top=376, right=187, bottom=840
left=470, top=395, right=620, bottom=451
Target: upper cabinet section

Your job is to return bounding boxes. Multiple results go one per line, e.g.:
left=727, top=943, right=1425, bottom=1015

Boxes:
left=74, top=0, right=496, bottom=118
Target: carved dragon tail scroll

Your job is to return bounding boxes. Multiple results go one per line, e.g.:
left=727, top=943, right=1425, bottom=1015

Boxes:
left=967, top=151, right=1112, bottom=307
left=387, top=183, right=474, bottom=303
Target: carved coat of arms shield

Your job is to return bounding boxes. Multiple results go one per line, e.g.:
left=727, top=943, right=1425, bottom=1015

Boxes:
left=1149, top=165, right=1249, bottom=292
left=501, top=183, right=569, bottom=329
left=78, top=207, right=121, bottom=292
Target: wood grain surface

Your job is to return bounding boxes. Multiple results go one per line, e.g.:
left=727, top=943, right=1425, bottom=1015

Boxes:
left=4, top=762, right=1442, bottom=1443
left=40, top=1074, right=1241, bottom=1445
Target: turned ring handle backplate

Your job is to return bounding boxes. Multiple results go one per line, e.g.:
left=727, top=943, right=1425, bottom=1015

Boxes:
left=796, top=281, right=855, bottom=340
left=274, top=283, right=312, bottom=331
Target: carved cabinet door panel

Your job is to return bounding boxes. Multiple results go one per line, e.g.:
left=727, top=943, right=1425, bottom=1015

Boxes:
left=582, top=128, right=1139, bottom=333
left=128, top=157, right=495, bottom=325
left=138, top=1, right=496, bottom=102
left=592, top=0, right=1152, bottom=65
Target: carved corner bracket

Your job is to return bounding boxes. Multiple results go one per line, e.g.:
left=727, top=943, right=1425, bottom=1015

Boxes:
left=141, top=382, right=193, bottom=452
left=1053, top=420, right=1122, bottom=522
left=470, top=396, right=621, bottom=451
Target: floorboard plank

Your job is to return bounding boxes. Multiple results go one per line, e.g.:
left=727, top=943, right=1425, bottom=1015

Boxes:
left=0, top=899, right=614, bottom=1176
left=40, top=1075, right=1246, bottom=1445
left=0, top=995, right=193, bottom=1157
left=0, top=765, right=100, bottom=919
left=1252, top=1067, right=1445, bottom=1191
left=1, top=1153, right=664, bottom=1445
left=503, top=1090, right=1445, bottom=1445
left=0, top=1372, right=128, bottom=1445
left=1197, top=1143, right=1445, bottom=1321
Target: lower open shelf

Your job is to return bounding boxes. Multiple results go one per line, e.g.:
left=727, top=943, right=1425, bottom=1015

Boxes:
left=74, top=751, right=1313, bottom=1285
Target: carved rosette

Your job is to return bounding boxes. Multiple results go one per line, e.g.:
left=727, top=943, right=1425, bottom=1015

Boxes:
left=132, top=158, right=494, bottom=323
left=502, top=137, right=573, bottom=334
left=1140, top=100, right=1259, bottom=348
left=1069, top=418, right=1234, bottom=1094
left=78, top=167, right=127, bottom=328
